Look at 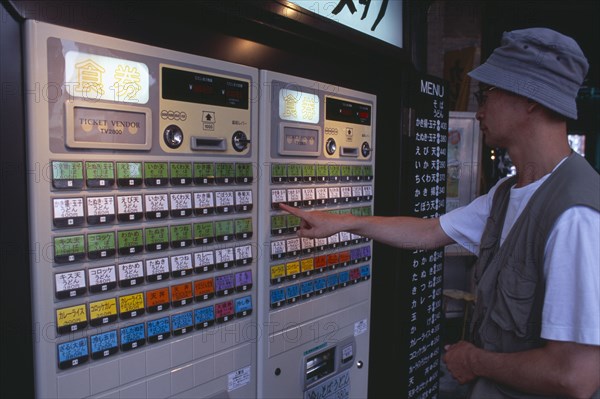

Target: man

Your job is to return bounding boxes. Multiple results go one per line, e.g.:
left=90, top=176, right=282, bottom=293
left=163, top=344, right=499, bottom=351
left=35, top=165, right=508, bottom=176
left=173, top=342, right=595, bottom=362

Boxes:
left=281, top=28, right=600, bottom=398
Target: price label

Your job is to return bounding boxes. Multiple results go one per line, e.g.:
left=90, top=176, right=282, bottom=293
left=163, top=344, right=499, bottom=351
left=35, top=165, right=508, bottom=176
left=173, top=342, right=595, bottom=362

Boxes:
left=271, top=215, right=287, bottom=235
left=119, top=292, right=145, bottom=319
left=86, top=161, right=115, bottom=188
left=216, top=247, right=234, bottom=269
left=271, top=163, right=287, bottom=183
left=327, top=274, right=339, bottom=290
left=235, top=270, right=252, bottom=291
left=88, top=265, right=117, bottom=292
left=328, top=187, right=341, bottom=204
left=270, top=264, right=286, bottom=284
left=301, top=280, right=314, bottom=298
left=147, top=317, right=171, bottom=343
left=302, top=164, right=316, bottom=182
left=287, top=164, right=302, bottom=182
left=194, top=278, right=215, bottom=301
left=271, top=189, right=287, bottom=208
left=215, top=163, right=235, bottom=184
left=54, top=235, right=85, bottom=263
left=194, top=192, right=215, bottom=215
left=316, top=164, right=329, bottom=181
left=339, top=270, right=350, bottom=287
left=235, top=218, right=253, bottom=239
left=145, top=257, right=170, bottom=282
left=314, top=237, right=328, bottom=251
left=341, top=186, right=352, bottom=202
left=215, top=274, right=235, bottom=296
left=215, top=219, right=234, bottom=242
left=87, top=232, right=116, bottom=259
left=301, top=237, right=315, bottom=253
left=286, top=284, right=299, bottom=303
left=117, top=229, right=143, bottom=255
left=90, top=330, right=118, bottom=359
left=171, top=311, right=193, bottom=335
left=89, top=298, right=117, bottom=326
left=195, top=305, right=215, bottom=329
left=170, top=193, right=192, bottom=217
left=341, top=165, right=353, bottom=181
left=362, top=185, right=373, bottom=200
left=52, top=161, right=84, bottom=189
left=145, top=194, right=169, bottom=219
left=270, top=288, right=285, bottom=308
left=144, top=162, right=168, bottom=186
left=286, top=215, right=301, bottom=232
left=286, top=238, right=301, bottom=256
left=364, top=165, right=373, bottom=180
left=352, top=186, right=364, bottom=201
left=194, top=162, right=215, bottom=184
left=57, top=338, right=88, bottom=369
left=170, top=224, right=192, bottom=248
left=118, top=261, right=144, bottom=287
left=215, top=300, right=234, bottom=322
left=53, top=198, right=85, bottom=227
left=215, top=191, right=234, bottom=214
left=235, top=163, right=253, bottom=183
left=55, top=270, right=86, bottom=299
left=56, top=304, right=87, bottom=334
left=171, top=282, right=193, bottom=306
left=120, top=323, right=145, bottom=351
left=286, top=188, right=302, bottom=206
left=116, top=162, right=142, bottom=187
left=145, top=226, right=168, bottom=251
left=170, top=162, right=192, bottom=185
left=302, top=188, right=316, bottom=206
left=301, top=258, right=314, bottom=274
left=271, top=240, right=286, bottom=260
left=116, top=195, right=144, bottom=221
left=315, top=188, right=329, bottom=205
left=146, top=287, right=170, bottom=313
left=286, top=261, right=300, bottom=278
left=328, top=165, right=341, bottom=182
left=235, top=190, right=253, bottom=212
left=352, top=165, right=363, bottom=180
left=235, top=295, right=252, bottom=317
left=194, top=250, right=215, bottom=273
left=314, top=277, right=327, bottom=294
left=86, top=196, right=115, bottom=224
left=194, top=222, right=214, bottom=245
left=235, top=244, right=253, bottom=265
left=170, top=253, right=193, bottom=277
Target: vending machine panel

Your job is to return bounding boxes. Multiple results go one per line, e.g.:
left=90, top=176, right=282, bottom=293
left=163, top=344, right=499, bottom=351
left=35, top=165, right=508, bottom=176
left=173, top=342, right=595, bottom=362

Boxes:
left=257, top=71, right=376, bottom=398
left=25, top=21, right=258, bottom=398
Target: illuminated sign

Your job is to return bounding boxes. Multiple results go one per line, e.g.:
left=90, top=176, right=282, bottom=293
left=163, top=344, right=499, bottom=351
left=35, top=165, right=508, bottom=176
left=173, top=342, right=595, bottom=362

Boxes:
left=288, top=0, right=403, bottom=48
left=279, top=89, right=320, bottom=124
left=65, top=51, right=149, bottom=103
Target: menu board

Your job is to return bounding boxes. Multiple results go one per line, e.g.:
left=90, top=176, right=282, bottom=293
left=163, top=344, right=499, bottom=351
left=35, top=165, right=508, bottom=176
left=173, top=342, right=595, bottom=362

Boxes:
left=402, top=74, right=448, bottom=399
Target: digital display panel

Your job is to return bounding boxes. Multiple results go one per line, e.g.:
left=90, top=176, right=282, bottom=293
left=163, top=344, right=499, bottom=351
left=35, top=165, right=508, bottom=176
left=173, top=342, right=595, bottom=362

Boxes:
left=145, top=226, right=168, bottom=246
left=87, top=232, right=115, bottom=252
left=326, top=97, right=372, bottom=125
left=144, top=162, right=168, bottom=178
left=162, top=67, right=249, bottom=109
left=54, top=235, right=85, bottom=262
left=170, top=224, right=192, bottom=242
left=116, top=162, right=142, bottom=179
left=235, top=218, right=252, bottom=234
left=281, top=126, right=319, bottom=155
left=194, top=163, right=215, bottom=183
left=194, top=222, right=214, bottom=243
left=170, top=162, right=192, bottom=178
left=117, top=229, right=143, bottom=251
left=52, top=161, right=83, bottom=180
left=235, top=163, right=253, bottom=179
left=215, top=220, right=234, bottom=237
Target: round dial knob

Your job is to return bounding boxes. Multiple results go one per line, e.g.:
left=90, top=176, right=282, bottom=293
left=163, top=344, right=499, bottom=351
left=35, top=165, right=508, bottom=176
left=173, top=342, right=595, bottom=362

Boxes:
left=326, top=138, right=337, bottom=155
left=163, top=125, right=184, bottom=149
left=361, top=141, right=372, bottom=157
left=232, top=131, right=250, bottom=152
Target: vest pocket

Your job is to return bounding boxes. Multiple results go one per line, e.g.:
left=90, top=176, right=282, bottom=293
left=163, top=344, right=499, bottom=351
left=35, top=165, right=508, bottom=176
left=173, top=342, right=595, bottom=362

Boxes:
left=490, top=258, right=538, bottom=338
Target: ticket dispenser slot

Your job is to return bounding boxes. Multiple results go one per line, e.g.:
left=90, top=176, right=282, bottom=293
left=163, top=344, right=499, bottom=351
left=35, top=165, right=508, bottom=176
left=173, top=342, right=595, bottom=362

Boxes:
left=257, top=70, right=375, bottom=399
left=25, top=21, right=257, bottom=398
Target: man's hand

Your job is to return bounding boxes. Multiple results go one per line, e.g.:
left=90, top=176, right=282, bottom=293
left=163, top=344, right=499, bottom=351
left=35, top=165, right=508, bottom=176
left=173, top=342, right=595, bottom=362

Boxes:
left=442, top=340, right=480, bottom=384
left=278, top=204, right=349, bottom=238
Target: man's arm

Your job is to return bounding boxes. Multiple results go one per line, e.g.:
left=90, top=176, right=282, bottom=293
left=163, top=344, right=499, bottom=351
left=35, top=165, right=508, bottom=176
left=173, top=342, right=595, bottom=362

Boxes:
left=279, top=204, right=454, bottom=250
left=443, top=340, right=600, bottom=398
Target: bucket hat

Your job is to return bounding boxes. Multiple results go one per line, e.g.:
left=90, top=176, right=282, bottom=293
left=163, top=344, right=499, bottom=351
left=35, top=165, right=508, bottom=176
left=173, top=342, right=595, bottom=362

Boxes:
left=468, top=27, right=588, bottom=119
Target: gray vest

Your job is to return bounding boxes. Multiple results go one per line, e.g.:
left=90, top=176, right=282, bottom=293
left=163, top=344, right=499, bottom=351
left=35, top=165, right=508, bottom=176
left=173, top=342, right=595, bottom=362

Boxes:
left=468, top=153, right=600, bottom=399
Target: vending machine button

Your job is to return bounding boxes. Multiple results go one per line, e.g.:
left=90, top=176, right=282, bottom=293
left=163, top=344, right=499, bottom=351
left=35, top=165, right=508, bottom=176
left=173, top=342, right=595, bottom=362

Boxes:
left=144, top=162, right=168, bottom=186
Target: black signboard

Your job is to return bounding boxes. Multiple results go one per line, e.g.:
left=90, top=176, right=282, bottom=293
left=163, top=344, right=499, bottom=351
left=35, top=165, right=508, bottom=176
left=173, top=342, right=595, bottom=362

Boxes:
left=402, top=74, right=448, bottom=399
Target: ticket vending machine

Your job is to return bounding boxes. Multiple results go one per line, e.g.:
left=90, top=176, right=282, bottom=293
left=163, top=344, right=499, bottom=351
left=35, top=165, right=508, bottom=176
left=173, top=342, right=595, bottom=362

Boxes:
left=257, top=71, right=376, bottom=398
left=25, top=21, right=258, bottom=398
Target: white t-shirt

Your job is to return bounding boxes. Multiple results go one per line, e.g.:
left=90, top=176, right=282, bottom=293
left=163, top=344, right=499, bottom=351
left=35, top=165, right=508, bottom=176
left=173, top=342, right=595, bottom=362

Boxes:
left=440, top=173, right=600, bottom=346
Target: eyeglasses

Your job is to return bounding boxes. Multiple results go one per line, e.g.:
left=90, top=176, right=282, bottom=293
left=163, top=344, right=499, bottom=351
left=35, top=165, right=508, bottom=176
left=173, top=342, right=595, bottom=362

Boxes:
left=474, top=86, right=497, bottom=107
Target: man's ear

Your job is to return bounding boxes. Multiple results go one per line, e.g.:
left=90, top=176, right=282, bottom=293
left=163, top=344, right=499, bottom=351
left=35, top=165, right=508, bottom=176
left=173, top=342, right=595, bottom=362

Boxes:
left=526, top=98, right=539, bottom=113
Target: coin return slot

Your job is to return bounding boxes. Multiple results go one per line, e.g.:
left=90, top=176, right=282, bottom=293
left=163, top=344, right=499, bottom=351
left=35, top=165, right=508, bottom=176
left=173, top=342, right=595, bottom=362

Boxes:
left=191, top=137, right=227, bottom=151
left=340, top=147, right=358, bottom=157
left=305, top=347, right=335, bottom=385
